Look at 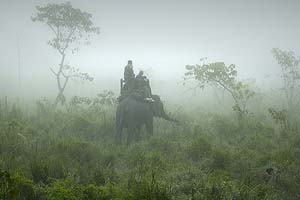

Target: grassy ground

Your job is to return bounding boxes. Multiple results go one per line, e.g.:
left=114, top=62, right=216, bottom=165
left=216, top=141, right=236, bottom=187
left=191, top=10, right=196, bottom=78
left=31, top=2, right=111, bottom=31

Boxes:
left=0, top=97, right=300, bottom=200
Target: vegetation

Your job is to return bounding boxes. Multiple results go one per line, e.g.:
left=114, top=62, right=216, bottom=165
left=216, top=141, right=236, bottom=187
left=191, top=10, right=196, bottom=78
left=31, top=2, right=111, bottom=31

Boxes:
left=1, top=1, right=299, bottom=199
left=184, top=59, right=255, bottom=122
left=1, top=82, right=300, bottom=199
left=271, top=48, right=300, bottom=112
left=32, top=2, right=99, bottom=106
left=270, top=49, right=300, bottom=130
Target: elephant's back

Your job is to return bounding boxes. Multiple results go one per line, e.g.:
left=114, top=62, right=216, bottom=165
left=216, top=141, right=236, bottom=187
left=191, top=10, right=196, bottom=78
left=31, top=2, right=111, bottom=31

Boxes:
left=118, top=97, right=151, bottom=117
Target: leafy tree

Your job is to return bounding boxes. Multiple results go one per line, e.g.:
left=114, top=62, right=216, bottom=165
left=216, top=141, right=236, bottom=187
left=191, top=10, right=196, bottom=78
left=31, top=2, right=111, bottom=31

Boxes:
left=268, top=108, right=289, bottom=134
left=271, top=48, right=300, bottom=115
left=32, top=2, right=99, bottom=106
left=0, top=171, right=35, bottom=200
left=184, top=59, right=255, bottom=121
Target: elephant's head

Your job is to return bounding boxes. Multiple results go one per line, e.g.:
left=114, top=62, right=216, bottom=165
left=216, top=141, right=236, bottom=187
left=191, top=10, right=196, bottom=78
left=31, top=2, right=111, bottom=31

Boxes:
left=151, top=95, right=179, bottom=124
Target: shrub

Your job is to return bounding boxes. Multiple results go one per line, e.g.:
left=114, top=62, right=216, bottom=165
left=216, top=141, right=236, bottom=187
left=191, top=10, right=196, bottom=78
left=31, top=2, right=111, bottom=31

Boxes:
left=187, top=135, right=212, bottom=162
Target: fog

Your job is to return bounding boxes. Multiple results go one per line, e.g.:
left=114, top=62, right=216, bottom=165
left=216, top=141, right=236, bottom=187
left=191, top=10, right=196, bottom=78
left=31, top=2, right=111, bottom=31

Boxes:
left=1, top=0, right=300, bottom=102
left=2, top=1, right=300, bottom=198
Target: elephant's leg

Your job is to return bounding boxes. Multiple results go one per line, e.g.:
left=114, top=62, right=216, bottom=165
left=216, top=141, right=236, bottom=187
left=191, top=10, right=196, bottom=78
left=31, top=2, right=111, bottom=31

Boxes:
left=135, top=125, right=142, bottom=142
left=127, top=126, right=136, bottom=145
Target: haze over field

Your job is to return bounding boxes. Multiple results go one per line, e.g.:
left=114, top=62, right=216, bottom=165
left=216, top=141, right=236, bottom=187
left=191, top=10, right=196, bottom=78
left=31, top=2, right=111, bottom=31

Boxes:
left=2, top=1, right=300, bottom=199
left=1, top=0, right=300, bottom=100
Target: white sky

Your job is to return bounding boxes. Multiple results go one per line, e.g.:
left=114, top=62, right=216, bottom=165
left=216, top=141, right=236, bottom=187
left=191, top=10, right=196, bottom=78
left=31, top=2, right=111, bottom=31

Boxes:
left=0, top=0, right=300, bottom=98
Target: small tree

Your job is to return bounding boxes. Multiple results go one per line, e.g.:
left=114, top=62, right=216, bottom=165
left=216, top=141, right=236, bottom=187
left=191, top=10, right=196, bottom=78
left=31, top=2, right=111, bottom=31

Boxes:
left=271, top=48, right=300, bottom=113
left=184, top=59, right=255, bottom=121
left=32, top=2, right=99, bottom=106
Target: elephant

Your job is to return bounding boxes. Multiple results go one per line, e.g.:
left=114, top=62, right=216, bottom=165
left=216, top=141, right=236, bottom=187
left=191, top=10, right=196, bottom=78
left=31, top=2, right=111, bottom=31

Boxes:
left=116, top=94, right=178, bottom=144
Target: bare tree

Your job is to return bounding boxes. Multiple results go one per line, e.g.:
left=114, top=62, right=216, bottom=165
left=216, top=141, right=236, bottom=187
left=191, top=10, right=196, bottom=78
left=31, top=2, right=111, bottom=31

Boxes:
left=32, top=2, right=99, bottom=106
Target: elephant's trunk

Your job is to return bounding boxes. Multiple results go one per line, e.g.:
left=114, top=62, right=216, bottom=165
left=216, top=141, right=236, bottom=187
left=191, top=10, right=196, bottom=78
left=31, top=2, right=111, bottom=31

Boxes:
left=160, top=112, right=179, bottom=125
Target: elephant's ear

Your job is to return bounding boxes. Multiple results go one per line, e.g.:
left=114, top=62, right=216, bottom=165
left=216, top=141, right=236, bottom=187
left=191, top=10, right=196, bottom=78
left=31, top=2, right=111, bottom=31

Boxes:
left=152, top=99, right=163, bottom=117
left=151, top=95, right=161, bottom=102
left=151, top=95, right=165, bottom=117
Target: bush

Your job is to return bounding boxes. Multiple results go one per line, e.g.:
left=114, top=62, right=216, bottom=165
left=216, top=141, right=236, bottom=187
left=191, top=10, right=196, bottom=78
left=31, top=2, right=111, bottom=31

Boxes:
left=0, top=170, right=35, bottom=200
left=187, top=135, right=212, bottom=162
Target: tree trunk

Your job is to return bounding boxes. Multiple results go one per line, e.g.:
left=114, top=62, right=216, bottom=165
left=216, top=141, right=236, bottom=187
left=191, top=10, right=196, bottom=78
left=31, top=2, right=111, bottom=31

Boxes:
left=53, top=53, right=69, bottom=107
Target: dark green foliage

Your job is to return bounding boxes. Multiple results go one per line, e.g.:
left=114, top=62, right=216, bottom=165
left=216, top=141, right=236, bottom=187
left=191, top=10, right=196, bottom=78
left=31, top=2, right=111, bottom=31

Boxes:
left=81, top=184, right=112, bottom=200
left=0, top=96, right=298, bottom=200
left=187, top=136, right=212, bottom=162
left=31, top=159, right=49, bottom=184
left=0, top=171, right=35, bottom=200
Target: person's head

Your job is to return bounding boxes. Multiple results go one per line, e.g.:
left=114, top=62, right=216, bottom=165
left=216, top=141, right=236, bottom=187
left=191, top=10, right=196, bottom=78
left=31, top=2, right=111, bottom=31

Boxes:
left=128, top=60, right=132, bottom=65
left=138, top=70, right=144, bottom=76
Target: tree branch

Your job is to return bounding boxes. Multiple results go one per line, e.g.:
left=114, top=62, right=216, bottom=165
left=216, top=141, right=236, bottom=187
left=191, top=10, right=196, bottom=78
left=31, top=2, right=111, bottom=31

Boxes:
left=61, top=70, right=68, bottom=79
left=213, top=78, right=239, bottom=107
left=50, top=68, right=58, bottom=76
left=62, top=27, right=76, bottom=54
left=62, top=76, right=70, bottom=91
left=49, top=24, right=58, bottom=38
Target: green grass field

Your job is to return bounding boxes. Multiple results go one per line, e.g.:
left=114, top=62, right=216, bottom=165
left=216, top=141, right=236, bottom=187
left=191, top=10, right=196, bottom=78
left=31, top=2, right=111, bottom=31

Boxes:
left=1, top=96, right=299, bottom=200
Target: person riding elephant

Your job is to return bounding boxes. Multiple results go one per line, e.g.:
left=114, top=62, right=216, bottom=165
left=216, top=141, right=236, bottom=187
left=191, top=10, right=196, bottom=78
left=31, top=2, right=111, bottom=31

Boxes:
left=116, top=61, right=179, bottom=144
left=120, top=60, right=136, bottom=99
left=135, top=71, right=154, bottom=102
left=124, top=60, right=135, bottom=82
left=120, top=61, right=154, bottom=102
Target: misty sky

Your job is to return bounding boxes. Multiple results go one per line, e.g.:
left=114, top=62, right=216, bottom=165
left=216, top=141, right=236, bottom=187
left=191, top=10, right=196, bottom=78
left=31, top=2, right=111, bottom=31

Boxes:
left=0, top=0, right=300, bottom=98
